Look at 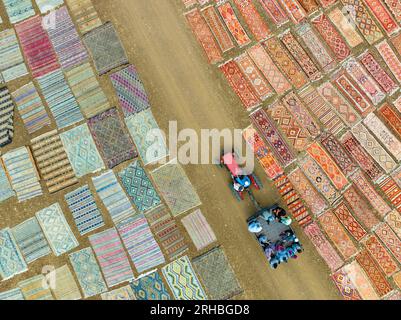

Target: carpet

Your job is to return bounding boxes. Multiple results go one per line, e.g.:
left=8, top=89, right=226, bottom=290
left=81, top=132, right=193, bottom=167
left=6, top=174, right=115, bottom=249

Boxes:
left=118, top=160, right=161, bottom=212
left=36, top=203, right=79, bottom=256
left=298, top=86, right=346, bottom=138
left=92, top=170, right=136, bottom=224
left=46, top=6, right=89, bottom=70
left=65, top=185, right=105, bottom=236
left=130, top=271, right=171, bottom=300
left=52, top=265, right=82, bottom=300
left=30, top=130, right=78, bottom=193
left=83, top=22, right=129, bottom=75
left=258, top=0, right=289, bottom=26
left=15, top=15, right=60, bottom=78
left=201, top=5, right=234, bottom=53
left=181, top=209, right=216, bottom=250
left=278, top=0, right=306, bottom=23
left=219, top=60, right=261, bottom=110
left=162, top=255, right=207, bottom=300
left=110, top=65, right=150, bottom=118
left=69, top=247, right=107, bottom=298
left=151, top=161, right=202, bottom=217
left=341, top=132, right=384, bottom=182
left=342, top=261, right=379, bottom=300
left=393, top=272, right=401, bottom=290
left=299, top=156, right=340, bottom=205
left=351, top=123, right=396, bottom=173
left=65, top=62, right=110, bottom=118
left=288, top=167, right=327, bottom=217
left=375, top=223, right=401, bottom=264
left=247, top=44, right=291, bottom=94
left=0, top=228, right=27, bottom=280
left=101, top=285, right=136, bottom=300
left=303, top=222, right=343, bottom=272
left=60, top=123, right=105, bottom=178
left=385, top=290, right=401, bottom=300
left=375, top=40, right=401, bottom=83
left=0, top=162, right=14, bottom=203
left=89, top=228, right=134, bottom=287
left=88, top=107, right=137, bottom=169
left=11, top=82, right=51, bottom=134
left=12, top=217, right=51, bottom=264
left=331, top=268, right=361, bottom=300
left=182, top=0, right=197, bottom=8
left=0, top=87, right=15, bottom=147
left=0, top=29, right=28, bottom=82
left=332, top=202, right=367, bottom=242
left=355, top=249, right=393, bottom=298
left=125, top=109, right=169, bottom=165
left=216, top=2, right=251, bottom=47
left=363, top=235, right=399, bottom=277
left=379, top=177, right=401, bottom=214
left=145, top=205, right=189, bottom=260
left=234, top=53, right=273, bottom=100
left=384, top=0, right=401, bottom=22
left=378, top=103, right=401, bottom=139
left=117, top=214, right=165, bottom=273
left=36, top=68, right=84, bottom=129
left=327, top=8, right=363, bottom=49
left=35, top=0, right=64, bottom=12
left=385, top=210, right=401, bottom=239
left=365, top=0, right=399, bottom=35
left=193, top=246, right=243, bottom=300
left=318, top=211, right=358, bottom=260
left=2, top=146, right=43, bottom=202
left=65, top=0, right=102, bottom=34
left=0, top=288, right=25, bottom=300
left=3, top=0, right=35, bottom=24
left=18, top=275, right=54, bottom=300
left=250, top=108, right=295, bottom=167
left=242, top=126, right=284, bottom=180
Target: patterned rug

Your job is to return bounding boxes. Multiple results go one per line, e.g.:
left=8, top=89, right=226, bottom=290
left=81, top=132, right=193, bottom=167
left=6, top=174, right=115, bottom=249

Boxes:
left=15, top=15, right=60, bottom=78
left=342, top=261, right=379, bottom=300
left=280, top=0, right=307, bottom=23
left=145, top=205, right=188, bottom=260
left=18, top=275, right=54, bottom=300
left=385, top=290, right=401, bottom=300
left=92, top=170, right=136, bottom=224
left=125, top=109, right=169, bottom=165
left=332, top=202, right=367, bottom=241
left=118, top=160, right=161, bottom=212
left=0, top=228, right=27, bottom=280
left=151, top=161, right=202, bottom=216
left=3, top=0, right=35, bottom=24
left=89, top=228, right=134, bottom=287
left=88, top=107, right=137, bottom=169
left=11, top=82, right=51, bottom=134
left=130, top=271, right=171, bottom=300
left=259, top=0, right=289, bottom=27
left=65, top=0, right=102, bottom=34
left=69, top=247, right=107, bottom=298
left=101, top=285, right=136, bottom=300
left=393, top=272, right=401, bottom=290
left=0, top=87, right=15, bottom=147
left=65, top=185, right=105, bottom=235
left=331, top=268, right=361, bottom=300
left=162, top=255, right=207, bottom=300
left=379, top=177, right=401, bottom=214
left=36, top=203, right=79, bottom=256
left=376, top=40, right=401, bottom=83
left=12, top=217, right=51, bottom=264
left=2, top=146, right=43, bottom=202
left=35, top=0, right=64, bottom=12
left=375, top=223, right=401, bottom=264
left=192, top=246, right=243, bottom=300
left=327, top=8, right=363, bottom=47
left=60, top=123, right=105, bottom=178
left=83, top=22, right=129, bottom=75
left=181, top=209, right=217, bottom=250
left=385, top=210, right=401, bottom=239
left=52, top=265, right=82, bottom=300
left=36, top=68, right=84, bottom=129
left=0, top=162, right=14, bottom=203
left=378, top=103, right=401, bottom=139
left=0, top=288, right=25, bottom=300
left=117, top=214, right=165, bottom=273
left=30, top=130, right=78, bottom=193
left=65, top=62, right=110, bottom=118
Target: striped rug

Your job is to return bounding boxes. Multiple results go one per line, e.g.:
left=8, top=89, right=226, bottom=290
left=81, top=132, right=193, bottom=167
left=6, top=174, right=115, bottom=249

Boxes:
left=51, top=265, right=82, bottom=300
left=36, top=203, right=79, bottom=256
left=117, top=214, right=165, bottom=273
left=0, top=228, right=27, bottom=280
left=35, top=0, right=64, bottom=13
left=12, top=82, right=51, bottom=134
left=60, top=123, right=105, bottom=178
left=65, top=184, right=105, bottom=236
left=0, top=87, right=15, bottom=147
left=69, top=247, right=107, bottom=298
left=92, top=170, right=136, bottom=224
left=0, top=29, right=28, bottom=82
left=46, top=6, right=88, bottom=70
left=15, top=15, right=60, bottom=78
left=3, top=0, right=35, bottom=24
left=65, top=0, right=102, bottom=34
left=130, top=270, right=171, bottom=300
left=101, top=285, right=136, bottom=300
left=2, top=146, right=43, bottom=202
left=181, top=209, right=216, bottom=251
left=89, top=228, right=134, bottom=287
left=36, top=68, right=84, bottom=129
left=145, top=205, right=189, bottom=260
left=18, top=275, right=54, bottom=300
left=65, top=62, right=110, bottom=118
left=30, top=130, right=78, bottom=193
left=0, top=288, right=25, bottom=300
left=0, top=160, right=15, bottom=203
left=12, top=217, right=51, bottom=264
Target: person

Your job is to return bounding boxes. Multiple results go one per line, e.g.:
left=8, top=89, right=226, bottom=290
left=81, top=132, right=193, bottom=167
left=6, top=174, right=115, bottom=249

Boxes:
left=232, top=175, right=250, bottom=192
left=272, top=207, right=286, bottom=219
left=248, top=219, right=262, bottom=233
left=261, top=208, right=275, bottom=224
left=269, top=255, right=279, bottom=269
left=257, top=234, right=269, bottom=246
left=279, top=216, right=292, bottom=226
left=264, top=244, right=274, bottom=261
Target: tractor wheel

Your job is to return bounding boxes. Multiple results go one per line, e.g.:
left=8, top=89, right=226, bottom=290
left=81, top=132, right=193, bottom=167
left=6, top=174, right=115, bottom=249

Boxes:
left=251, top=173, right=263, bottom=189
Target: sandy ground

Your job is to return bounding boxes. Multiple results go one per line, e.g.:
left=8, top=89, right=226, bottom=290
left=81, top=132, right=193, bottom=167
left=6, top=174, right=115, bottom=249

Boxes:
left=0, top=0, right=340, bottom=299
